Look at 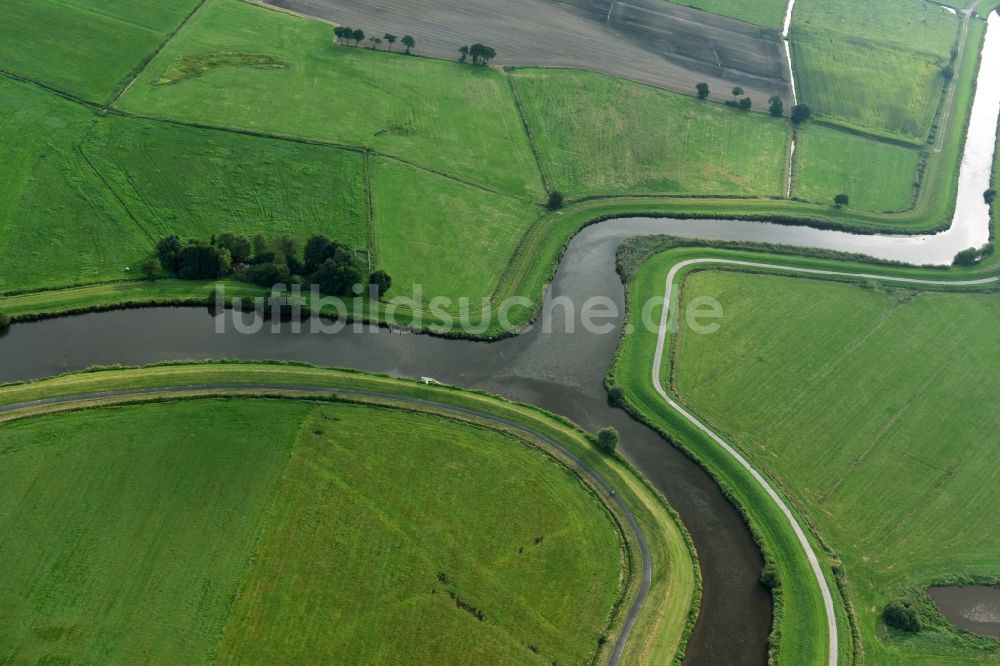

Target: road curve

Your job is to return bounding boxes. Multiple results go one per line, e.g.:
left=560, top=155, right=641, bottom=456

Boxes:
left=652, top=257, right=1000, bottom=666
left=0, top=382, right=653, bottom=666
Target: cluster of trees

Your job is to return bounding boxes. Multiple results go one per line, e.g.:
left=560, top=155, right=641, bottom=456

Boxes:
left=334, top=27, right=414, bottom=53
left=694, top=82, right=812, bottom=124
left=152, top=232, right=392, bottom=297
left=953, top=242, right=994, bottom=266
left=458, top=43, right=496, bottom=65
left=727, top=86, right=753, bottom=111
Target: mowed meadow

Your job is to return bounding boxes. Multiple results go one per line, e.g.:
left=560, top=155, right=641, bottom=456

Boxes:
left=670, top=270, right=1000, bottom=663
left=0, top=398, right=625, bottom=664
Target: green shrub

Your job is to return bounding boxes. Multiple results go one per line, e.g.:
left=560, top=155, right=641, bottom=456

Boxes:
left=596, top=427, right=619, bottom=454
left=883, top=599, right=921, bottom=633
left=0, top=312, right=11, bottom=329
left=608, top=385, right=625, bottom=406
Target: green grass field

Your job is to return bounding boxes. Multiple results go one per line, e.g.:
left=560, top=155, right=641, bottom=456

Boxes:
left=0, top=400, right=308, bottom=663
left=0, top=362, right=700, bottom=663
left=512, top=68, right=790, bottom=199
left=0, top=0, right=200, bottom=102
left=83, top=115, right=368, bottom=247
left=370, top=158, right=540, bottom=304
left=0, top=78, right=149, bottom=292
left=117, top=0, right=544, bottom=199
left=0, top=396, right=626, bottom=664
left=676, top=0, right=788, bottom=28
left=793, top=28, right=949, bottom=141
left=669, top=269, right=1000, bottom=663
left=795, top=0, right=960, bottom=56
left=793, top=124, right=922, bottom=211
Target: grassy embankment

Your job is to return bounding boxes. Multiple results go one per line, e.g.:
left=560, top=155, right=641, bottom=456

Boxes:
left=608, top=207, right=1000, bottom=662
left=0, top=362, right=699, bottom=665
left=668, top=269, right=1000, bottom=664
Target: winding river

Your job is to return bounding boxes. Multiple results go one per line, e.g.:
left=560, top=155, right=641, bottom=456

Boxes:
left=2, top=11, right=998, bottom=666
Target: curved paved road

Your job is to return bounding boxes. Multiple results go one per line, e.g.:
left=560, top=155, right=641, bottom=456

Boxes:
left=0, top=382, right=653, bottom=666
left=652, top=258, right=1000, bottom=666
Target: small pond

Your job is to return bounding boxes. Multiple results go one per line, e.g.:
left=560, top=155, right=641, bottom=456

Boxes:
left=929, top=586, right=1000, bottom=636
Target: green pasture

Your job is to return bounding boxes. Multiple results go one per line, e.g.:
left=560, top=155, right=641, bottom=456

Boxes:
left=117, top=0, right=545, bottom=199
left=0, top=363, right=699, bottom=664
left=512, top=68, right=790, bottom=199
left=794, top=0, right=960, bottom=56
left=0, top=0, right=200, bottom=102
left=793, top=124, right=922, bottom=211
left=83, top=115, right=368, bottom=247
left=370, top=158, right=540, bottom=304
left=668, top=269, right=1000, bottom=663
left=0, top=400, right=308, bottom=663
left=0, top=78, right=148, bottom=292
left=216, top=402, right=622, bottom=664
left=793, top=28, right=949, bottom=141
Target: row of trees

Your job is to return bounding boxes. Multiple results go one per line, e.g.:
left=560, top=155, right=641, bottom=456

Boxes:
left=695, top=82, right=811, bottom=123
left=152, top=232, right=392, bottom=297
left=458, top=43, right=496, bottom=65
left=334, top=27, right=415, bottom=54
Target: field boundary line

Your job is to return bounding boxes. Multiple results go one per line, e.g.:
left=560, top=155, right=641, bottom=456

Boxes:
left=505, top=74, right=552, bottom=194
left=652, top=257, right=1000, bottom=666
left=105, top=0, right=210, bottom=109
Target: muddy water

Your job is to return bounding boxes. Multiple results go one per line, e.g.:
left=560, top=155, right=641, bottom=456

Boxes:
left=929, top=586, right=1000, bottom=636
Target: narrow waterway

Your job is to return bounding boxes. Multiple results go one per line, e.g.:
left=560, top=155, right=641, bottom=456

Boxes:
left=2, top=10, right=998, bottom=666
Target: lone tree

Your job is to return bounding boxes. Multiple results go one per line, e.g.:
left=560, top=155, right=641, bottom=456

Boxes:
left=369, top=36, right=382, bottom=49
left=546, top=190, right=564, bottom=210
left=738, top=96, right=752, bottom=111
left=834, top=193, right=850, bottom=208
left=883, top=600, right=921, bottom=633
left=141, top=257, right=161, bottom=281
left=333, top=26, right=349, bottom=44
left=769, top=95, right=784, bottom=117
left=351, top=29, right=365, bottom=47
left=985, top=188, right=997, bottom=204
left=791, top=104, right=812, bottom=124
left=384, top=33, right=397, bottom=51
left=459, top=45, right=469, bottom=63
left=731, top=86, right=743, bottom=102
left=696, top=82, right=710, bottom=99
left=369, top=270, right=393, bottom=297
left=596, top=427, right=619, bottom=454
left=401, top=35, right=415, bottom=54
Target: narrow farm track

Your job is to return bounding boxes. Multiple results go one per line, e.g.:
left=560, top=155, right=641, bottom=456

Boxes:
left=652, top=258, right=1000, bottom=666
left=0, top=383, right=652, bottom=666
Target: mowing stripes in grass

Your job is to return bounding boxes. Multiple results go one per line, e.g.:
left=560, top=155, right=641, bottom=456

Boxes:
left=792, top=28, right=948, bottom=141
left=511, top=68, right=790, bottom=199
